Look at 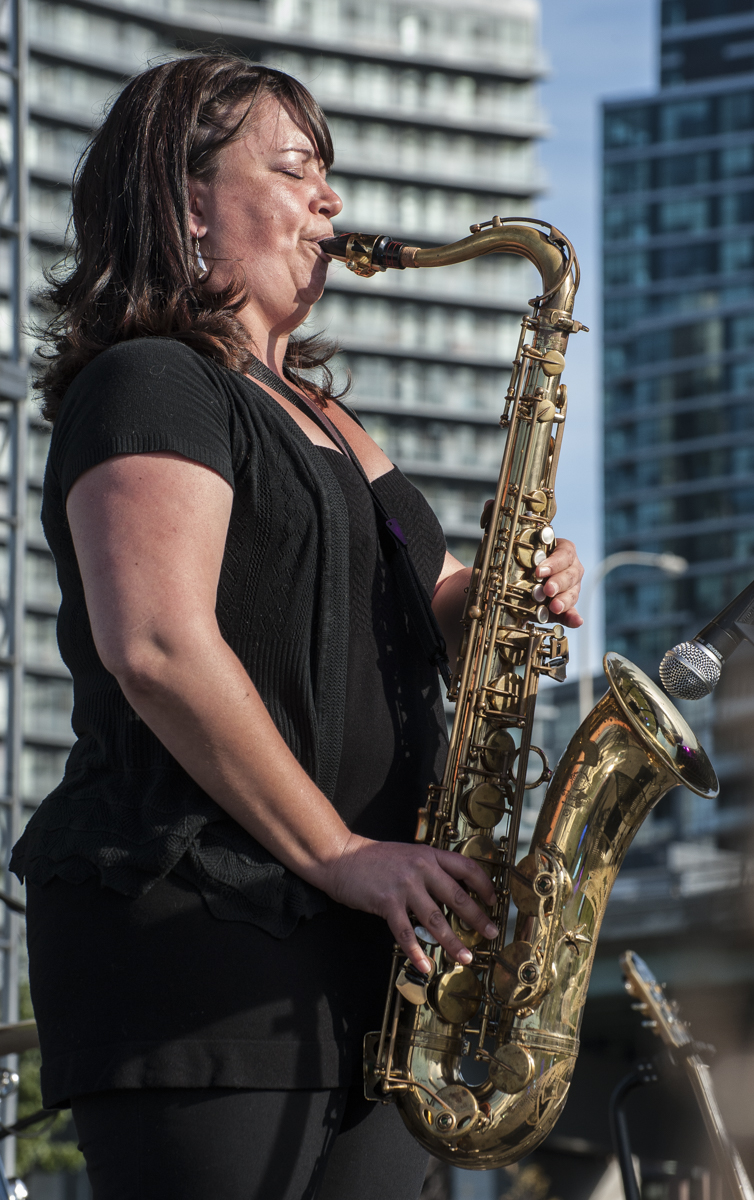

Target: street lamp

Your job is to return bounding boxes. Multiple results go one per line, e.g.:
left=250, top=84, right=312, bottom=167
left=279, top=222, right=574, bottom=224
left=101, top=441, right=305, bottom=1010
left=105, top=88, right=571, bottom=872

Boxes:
left=578, top=551, right=688, bottom=722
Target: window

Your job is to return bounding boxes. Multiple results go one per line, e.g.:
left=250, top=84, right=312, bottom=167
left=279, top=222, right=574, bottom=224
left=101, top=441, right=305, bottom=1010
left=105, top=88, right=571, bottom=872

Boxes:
left=660, top=99, right=712, bottom=142
left=657, top=198, right=710, bottom=234
left=719, top=192, right=754, bottom=227
left=604, top=161, right=651, bottom=196
left=719, top=90, right=754, bottom=134
left=603, top=203, right=651, bottom=242
left=654, top=242, right=717, bottom=279
left=21, top=746, right=69, bottom=802
left=604, top=107, right=654, bottom=149
left=24, top=615, right=62, bottom=669
left=25, top=551, right=60, bottom=607
left=719, top=145, right=754, bottom=179
left=655, top=152, right=711, bottom=188
left=23, top=676, right=73, bottom=740
left=720, top=237, right=754, bottom=273
left=604, top=251, right=650, bottom=287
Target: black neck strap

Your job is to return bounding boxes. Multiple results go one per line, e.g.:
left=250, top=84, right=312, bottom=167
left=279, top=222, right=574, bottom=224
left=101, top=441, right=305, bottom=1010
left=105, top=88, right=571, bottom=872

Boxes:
left=245, top=357, right=451, bottom=687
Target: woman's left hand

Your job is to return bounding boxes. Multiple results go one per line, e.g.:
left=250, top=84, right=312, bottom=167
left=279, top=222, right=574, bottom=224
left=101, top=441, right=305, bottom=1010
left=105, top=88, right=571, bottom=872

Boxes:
left=535, top=537, right=584, bottom=628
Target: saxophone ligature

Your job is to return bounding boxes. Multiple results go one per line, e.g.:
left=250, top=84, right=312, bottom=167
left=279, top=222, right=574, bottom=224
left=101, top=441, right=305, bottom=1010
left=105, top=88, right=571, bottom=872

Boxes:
left=320, top=219, right=719, bottom=1168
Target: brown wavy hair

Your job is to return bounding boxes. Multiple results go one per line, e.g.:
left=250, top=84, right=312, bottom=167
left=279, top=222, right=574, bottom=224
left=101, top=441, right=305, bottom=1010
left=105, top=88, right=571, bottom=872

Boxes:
left=37, top=55, right=345, bottom=422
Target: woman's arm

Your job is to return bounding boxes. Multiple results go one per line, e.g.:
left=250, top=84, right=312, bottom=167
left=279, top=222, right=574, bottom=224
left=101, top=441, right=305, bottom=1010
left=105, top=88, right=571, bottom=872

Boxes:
left=432, top=542, right=585, bottom=663
left=66, top=451, right=498, bottom=973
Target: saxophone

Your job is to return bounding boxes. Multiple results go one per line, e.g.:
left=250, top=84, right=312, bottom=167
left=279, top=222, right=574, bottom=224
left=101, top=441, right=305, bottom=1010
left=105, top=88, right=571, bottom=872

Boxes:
left=321, top=219, right=719, bottom=1168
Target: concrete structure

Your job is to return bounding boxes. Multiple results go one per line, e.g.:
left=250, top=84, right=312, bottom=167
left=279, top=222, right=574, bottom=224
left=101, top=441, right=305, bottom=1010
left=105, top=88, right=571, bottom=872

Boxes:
left=0, top=0, right=547, bottom=827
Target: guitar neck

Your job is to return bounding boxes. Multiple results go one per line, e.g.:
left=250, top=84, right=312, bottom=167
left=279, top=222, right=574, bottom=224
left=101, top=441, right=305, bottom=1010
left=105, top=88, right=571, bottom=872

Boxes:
left=684, top=1055, right=754, bottom=1200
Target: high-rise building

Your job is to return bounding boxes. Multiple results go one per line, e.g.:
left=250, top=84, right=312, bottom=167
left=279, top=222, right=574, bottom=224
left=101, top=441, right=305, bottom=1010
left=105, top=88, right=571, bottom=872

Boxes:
left=601, top=0, right=754, bottom=848
left=575, top=1, right=754, bottom=1175
left=602, top=0, right=754, bottom=676
left=0, top=0, right=546, bottom=820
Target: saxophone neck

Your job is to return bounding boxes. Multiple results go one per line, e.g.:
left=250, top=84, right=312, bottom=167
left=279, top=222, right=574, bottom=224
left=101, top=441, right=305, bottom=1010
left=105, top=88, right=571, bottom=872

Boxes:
left=320, top=218, right=583, bottom=319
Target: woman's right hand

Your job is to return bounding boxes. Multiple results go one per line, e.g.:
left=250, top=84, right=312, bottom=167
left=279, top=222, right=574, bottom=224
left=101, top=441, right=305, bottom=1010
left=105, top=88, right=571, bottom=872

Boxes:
left=326, top=835, right=499, bottom=974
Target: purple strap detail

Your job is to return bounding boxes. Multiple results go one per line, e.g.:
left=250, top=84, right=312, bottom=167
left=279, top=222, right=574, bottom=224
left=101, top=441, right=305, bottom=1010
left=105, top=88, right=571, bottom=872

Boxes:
left=385, top=517, right=408, bottom=546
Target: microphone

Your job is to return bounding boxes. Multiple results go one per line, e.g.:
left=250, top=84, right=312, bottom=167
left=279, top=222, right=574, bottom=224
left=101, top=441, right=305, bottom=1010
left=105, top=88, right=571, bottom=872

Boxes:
left=659, top=577, right=754, bottom=699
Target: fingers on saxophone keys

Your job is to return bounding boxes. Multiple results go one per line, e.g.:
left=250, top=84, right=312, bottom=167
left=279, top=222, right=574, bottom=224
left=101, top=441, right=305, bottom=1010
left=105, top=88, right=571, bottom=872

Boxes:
left=411, top=905, right=473, bottom=967
left=393, top=921, right=433, bottom=974
left=436, top=848, right=497, bottom=908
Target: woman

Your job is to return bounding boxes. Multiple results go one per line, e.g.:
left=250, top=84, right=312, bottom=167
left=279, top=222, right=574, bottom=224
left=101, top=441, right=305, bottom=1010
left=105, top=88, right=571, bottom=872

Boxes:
left=11, top=55, right=583, bottom=1199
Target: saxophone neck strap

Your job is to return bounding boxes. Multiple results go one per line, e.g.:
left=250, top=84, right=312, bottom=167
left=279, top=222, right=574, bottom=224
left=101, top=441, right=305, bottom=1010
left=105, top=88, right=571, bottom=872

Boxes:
left=246, top=356, right=451, bottom=687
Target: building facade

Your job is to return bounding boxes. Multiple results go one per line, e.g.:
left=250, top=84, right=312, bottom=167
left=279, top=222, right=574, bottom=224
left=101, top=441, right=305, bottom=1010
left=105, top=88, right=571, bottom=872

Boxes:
left=0, top=0, right=546, bottom=818
left=603, top=0, right=754, bottom=677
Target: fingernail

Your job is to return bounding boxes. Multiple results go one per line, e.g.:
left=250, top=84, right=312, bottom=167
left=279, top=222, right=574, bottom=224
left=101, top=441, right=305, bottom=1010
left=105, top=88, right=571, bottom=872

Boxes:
left=485, top=923, right=499, bottom=939
left=459, top=949, right=473, bottom=965
left=550, top=600, right=563, bottom=614
left=537, top=566, right=551, bottom=578
left=420, top=956, right=432, bottom=973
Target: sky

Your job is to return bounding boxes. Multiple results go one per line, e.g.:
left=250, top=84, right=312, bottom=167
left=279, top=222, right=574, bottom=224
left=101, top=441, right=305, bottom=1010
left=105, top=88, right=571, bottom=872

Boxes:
left=535, top=0, right=656, bottom=674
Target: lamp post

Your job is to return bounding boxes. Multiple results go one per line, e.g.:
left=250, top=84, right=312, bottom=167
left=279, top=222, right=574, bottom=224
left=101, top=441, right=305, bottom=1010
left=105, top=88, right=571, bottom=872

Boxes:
left=578, top=551, right=688, bottom=723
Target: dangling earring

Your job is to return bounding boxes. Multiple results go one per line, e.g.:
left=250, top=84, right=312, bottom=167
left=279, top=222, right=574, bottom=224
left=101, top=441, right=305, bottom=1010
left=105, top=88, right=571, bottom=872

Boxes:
left=195, top=235, right=207, bottom=278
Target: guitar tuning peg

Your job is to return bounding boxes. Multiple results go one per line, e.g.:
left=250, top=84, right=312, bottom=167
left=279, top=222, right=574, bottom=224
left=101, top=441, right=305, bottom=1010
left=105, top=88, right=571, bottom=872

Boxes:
left=631, top=1003, right=647, bottom=1012
left=641, top=1020, right=657, bottom=1029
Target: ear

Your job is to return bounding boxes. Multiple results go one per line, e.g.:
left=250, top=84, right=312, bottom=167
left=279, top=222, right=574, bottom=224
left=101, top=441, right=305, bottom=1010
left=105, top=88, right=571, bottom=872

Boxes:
left=188, top=183, right=209, bottom=241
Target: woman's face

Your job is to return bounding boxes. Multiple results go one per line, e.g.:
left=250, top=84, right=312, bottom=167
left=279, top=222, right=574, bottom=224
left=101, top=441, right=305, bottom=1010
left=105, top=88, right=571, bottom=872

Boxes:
left=189, top=96, right=342, bottom=342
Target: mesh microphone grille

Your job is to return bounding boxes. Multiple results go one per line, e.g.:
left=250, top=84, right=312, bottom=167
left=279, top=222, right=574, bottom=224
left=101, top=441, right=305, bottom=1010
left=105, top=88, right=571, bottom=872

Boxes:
left=659, top=642, right=721, bottom=700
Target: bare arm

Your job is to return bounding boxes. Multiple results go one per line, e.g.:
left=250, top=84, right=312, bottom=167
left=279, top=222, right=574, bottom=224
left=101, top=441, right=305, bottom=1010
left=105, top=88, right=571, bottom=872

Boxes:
left=66, top=451, right=498, bottom=972
left=432, top=541, right=585, bottom=664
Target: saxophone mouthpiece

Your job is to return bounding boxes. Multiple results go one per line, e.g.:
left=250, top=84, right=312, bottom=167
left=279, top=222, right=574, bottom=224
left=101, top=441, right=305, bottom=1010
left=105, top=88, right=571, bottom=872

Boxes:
left=319, top=232, right=417, bottom=276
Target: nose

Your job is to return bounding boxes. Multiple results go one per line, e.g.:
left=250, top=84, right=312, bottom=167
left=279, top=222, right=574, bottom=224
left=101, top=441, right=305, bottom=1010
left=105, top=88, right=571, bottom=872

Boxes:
left=316, top=180, right=343, bottom=220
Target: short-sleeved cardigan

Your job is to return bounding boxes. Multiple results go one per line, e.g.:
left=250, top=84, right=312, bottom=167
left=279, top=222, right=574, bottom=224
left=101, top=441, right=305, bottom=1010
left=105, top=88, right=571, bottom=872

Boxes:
left=10, top=337, right=397, bottom=937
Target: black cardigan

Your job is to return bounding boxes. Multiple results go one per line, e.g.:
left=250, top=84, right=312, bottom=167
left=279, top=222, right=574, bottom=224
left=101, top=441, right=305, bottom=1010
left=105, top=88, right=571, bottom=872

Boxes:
left=11, top=338, right=359, bottom=937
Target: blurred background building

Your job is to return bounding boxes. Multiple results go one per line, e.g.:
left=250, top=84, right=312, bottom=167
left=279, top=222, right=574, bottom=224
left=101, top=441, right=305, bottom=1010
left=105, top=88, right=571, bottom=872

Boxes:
left=526, top=0, right=754, bottom=1191
left=0, top=0, right=546, bottom=820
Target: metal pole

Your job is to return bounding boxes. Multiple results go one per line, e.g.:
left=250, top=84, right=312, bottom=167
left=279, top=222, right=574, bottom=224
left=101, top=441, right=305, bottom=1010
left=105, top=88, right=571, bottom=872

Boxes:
left=608, top=1061, right=658, bottom=1200
left=1, top=0, right=29, bottom=1180
left=578, top=551, right=688, bottom=722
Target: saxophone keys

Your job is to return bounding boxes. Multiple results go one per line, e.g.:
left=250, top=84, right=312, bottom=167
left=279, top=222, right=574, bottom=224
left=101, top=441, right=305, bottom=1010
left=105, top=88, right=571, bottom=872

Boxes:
left=540, top=349, right=566, bottom=377
left=524, top=489, right=548, bottom=515
left=457, top=833, right=502, bottom=879
left=480, top=728, right=516, bottom=773
left=491, top=941, right=541, bottom=1006
left=486, top=673, right=521, bottom=713
left=431, top=965, right=483, bottom=1025
left=514, top=528, right=539, bottom=569
left=488, top=1043, right=535, bottom=1095
left=461, top=781, right=509, bottom=828
left=396, top=958, right=436, bottom=1006
left=423, top=1085, right=479, bottom=1139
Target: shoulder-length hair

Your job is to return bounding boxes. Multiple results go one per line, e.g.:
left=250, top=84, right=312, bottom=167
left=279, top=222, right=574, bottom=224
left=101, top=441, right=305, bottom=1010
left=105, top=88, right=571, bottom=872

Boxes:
left=37, top=54, right=344, bottom=422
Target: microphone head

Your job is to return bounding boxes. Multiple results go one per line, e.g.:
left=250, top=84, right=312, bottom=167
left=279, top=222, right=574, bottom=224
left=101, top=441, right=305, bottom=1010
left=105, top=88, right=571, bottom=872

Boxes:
left=659, top=641, right=721, bottom=700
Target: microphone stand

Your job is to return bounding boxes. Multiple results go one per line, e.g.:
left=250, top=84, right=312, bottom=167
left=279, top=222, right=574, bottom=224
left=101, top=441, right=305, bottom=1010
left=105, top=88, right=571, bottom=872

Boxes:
left=609, top=1061, right=658, bottom=1200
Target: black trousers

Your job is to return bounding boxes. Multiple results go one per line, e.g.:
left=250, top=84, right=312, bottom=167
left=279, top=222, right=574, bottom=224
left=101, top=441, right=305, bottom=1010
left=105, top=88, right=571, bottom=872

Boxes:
left=72, top=1085, right=430, bottom=1200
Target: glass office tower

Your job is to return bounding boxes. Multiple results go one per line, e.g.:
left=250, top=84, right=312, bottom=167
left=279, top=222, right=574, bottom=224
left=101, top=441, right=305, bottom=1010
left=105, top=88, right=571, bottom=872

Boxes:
left=603, top=0, right=754, bottom=676
left=0, top=0, right=546, bottom=815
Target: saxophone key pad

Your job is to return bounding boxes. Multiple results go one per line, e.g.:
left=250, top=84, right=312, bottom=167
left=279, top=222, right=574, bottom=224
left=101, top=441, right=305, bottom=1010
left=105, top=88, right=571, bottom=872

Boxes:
left=430, top=964, right=483, bottom=1025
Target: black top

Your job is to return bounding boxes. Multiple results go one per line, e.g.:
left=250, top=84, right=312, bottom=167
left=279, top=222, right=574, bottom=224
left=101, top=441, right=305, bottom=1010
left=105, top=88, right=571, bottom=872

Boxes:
left=12, top=338, right=448, bottom=940
left=25, top=441, right=448, bottom=1107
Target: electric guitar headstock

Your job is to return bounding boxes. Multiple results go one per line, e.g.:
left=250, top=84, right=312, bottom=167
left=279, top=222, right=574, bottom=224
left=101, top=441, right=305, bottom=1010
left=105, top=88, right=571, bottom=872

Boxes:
left=620, top=949, right=692, bottom=1052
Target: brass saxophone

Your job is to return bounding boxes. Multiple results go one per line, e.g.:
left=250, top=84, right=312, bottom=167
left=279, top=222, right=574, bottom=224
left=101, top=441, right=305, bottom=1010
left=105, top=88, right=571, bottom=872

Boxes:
left=321, top=219, right=719, bottom=1168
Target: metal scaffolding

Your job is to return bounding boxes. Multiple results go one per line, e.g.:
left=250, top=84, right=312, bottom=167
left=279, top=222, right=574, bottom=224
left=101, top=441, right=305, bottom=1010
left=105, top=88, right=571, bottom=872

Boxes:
left=0, top=0, right=28, bottom=1177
